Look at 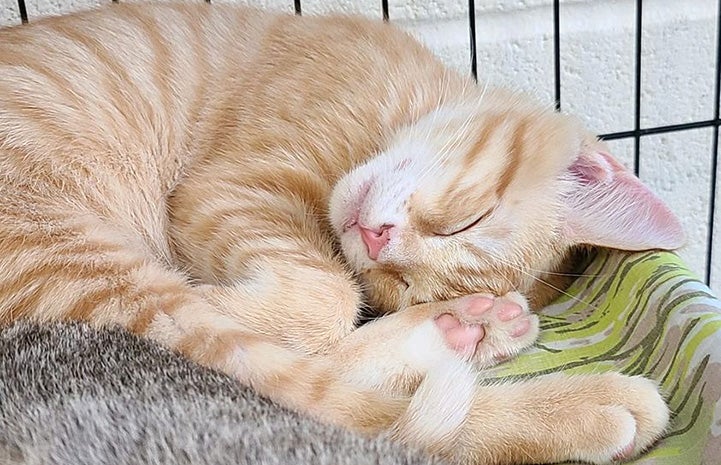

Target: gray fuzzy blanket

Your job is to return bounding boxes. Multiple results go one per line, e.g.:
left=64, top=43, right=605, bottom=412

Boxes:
left=0, top=322, right=439, bottom=465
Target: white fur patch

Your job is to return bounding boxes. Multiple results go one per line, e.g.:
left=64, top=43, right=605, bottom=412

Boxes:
left=400, top=358, right=477, bottom=443
left=394, top=321, right=478, bottom=444
left=341, top=320, right=453, bottom=389
left=400, top=320, right=454, bottom=370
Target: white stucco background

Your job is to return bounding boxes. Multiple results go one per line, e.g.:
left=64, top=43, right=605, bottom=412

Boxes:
left=2, top=0, right=719, bottom=293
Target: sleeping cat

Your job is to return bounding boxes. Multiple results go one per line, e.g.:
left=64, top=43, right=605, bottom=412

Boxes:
left=0, top=3, right=684, bottom=465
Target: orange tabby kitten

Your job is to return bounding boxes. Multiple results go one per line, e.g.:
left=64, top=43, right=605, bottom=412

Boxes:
left=0, top=3, right=684, bottom=464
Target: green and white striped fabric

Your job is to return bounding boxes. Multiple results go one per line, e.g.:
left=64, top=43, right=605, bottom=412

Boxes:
left=483, top=250, right=721, bottom=465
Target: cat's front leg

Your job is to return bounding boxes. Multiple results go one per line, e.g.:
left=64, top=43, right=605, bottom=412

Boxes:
left=418, top=372, right=670, bottom=465
left=329, top=292, right=538, bottom=392
left=332, top=298, right=668, bottom=464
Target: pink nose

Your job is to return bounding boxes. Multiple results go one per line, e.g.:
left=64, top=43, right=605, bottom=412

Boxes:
left=359, top=224, right=394, bottom=260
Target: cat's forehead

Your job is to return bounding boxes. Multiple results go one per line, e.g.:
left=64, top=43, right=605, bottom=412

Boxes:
left=405, top=100, right=582, bottom=201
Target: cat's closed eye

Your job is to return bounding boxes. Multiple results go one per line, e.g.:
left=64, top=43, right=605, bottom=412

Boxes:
left=435, top=207, right=495, bottom=236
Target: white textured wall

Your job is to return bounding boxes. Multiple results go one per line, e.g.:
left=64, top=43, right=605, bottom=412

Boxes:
left=1, top=0, right=719, bottom=292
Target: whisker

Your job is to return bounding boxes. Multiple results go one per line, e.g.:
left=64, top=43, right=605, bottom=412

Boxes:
left=433, top=80, right=490, bottom=174
left=497, top=267, right=519, bottom=295
left=418, top=72, right=449, bottom=148
left=482, top=249, right=603, bottom=312
left=416, top=77, right=493, bottom=185
left=416, top=106, right=466, bottom=182
left=475, top=242, right=607, bottom=279
left=528, top=269, right=607, bottom=278
left=416, top=104, right=475, bottom=183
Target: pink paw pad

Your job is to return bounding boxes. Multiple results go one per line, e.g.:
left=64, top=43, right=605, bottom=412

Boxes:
left=432, top=292, right=537, bottom=364
left=497, top=301, right=523, bottom=321
left=435, top=313, right=485, bottom=356
left=465, top=296, right=494, bottom=316
left=510, top=318, right=531, bottom=338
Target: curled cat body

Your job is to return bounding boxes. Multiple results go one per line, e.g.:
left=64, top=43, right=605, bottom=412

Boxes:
left=0, top=3, right=684, bottom=465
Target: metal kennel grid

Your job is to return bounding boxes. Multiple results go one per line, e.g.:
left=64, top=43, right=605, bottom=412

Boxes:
left=12, top=0, right=721, bottom=286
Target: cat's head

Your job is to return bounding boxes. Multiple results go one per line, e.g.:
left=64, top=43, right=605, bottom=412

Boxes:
left=329, top=89, right=685, bottom=313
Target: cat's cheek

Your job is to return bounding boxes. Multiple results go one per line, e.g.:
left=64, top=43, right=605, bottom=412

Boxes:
left=328, top=166, right=377, bottom=234
left=377, top=231, right=423, bottom=267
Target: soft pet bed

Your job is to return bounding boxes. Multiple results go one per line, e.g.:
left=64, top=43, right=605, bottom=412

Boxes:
left=485, top=250, right=721, bottom=464
left=0, top=250, right=719, bottom=464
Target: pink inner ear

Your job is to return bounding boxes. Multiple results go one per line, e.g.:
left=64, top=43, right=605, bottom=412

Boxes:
left=563, top=150, right=685, bottom=251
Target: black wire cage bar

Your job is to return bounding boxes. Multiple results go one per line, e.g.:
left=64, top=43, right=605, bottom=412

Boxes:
left=12, top=0, right=720, bottom=287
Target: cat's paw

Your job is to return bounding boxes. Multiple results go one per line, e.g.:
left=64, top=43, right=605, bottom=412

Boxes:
left=564, top=373, right=669, bottom=464
left=433, top=291, right=538, bottom=368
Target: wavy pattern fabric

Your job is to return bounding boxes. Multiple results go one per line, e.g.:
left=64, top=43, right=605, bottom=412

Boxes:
left=484, top=250, right=721, bottom=464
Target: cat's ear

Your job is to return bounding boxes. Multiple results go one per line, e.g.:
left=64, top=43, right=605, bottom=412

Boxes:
left=562, top=145, right=685, bottom=251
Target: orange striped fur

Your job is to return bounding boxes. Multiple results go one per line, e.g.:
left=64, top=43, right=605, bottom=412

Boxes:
left=0, top=3, right=679, bottom=464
